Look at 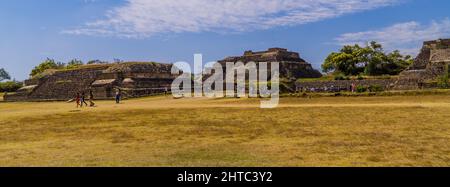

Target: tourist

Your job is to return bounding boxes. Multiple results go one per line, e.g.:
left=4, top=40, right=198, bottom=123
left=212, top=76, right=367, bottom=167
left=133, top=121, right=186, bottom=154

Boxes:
left=89, top=90, right=95, bottom=107
left=115, top=89, right=121, bottom=104
left=80, top=92, right=88, bottom=107
left=75, top=92, right=81, bottom=108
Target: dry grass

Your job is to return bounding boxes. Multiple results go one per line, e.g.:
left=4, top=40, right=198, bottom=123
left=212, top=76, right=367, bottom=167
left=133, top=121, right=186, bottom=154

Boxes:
left=0, top=95, right=449, bottom=166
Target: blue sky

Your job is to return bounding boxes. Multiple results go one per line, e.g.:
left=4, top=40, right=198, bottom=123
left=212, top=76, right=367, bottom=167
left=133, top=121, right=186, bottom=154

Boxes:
left=1, top=0, right=450, bottom=80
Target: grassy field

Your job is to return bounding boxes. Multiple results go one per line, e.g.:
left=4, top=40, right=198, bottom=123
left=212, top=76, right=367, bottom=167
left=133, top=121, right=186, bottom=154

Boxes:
left=0, top=95, right=449, bottom=166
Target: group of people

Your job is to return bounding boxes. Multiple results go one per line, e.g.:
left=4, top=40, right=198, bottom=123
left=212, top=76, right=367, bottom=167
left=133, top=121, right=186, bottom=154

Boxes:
left=74, top=89, right=122, bottom=108
left=74, top=90, right=95, bottom=108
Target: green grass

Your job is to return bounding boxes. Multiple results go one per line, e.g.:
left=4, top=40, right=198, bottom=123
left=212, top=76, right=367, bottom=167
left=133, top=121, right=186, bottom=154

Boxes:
left=0, top=95, right=449, bottom=166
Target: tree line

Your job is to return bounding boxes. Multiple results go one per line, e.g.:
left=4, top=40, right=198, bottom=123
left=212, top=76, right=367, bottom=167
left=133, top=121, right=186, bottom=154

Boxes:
left=30, top=58, right=109, bottom=77
left=0, top=68, right=22, bottom=92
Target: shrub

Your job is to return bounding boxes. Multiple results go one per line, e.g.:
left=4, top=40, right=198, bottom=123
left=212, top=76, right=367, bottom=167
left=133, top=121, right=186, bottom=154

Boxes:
left=356, top=85, right=367, bottom=93
left=369, top=84, right=384, bottom=92
left=437, top=74, right=449, bottom=89
left=334, top=73, right=349, bottom=80
left=0, top=81, right=23, bottom=92
left=357, top=74, right=364, bottom=80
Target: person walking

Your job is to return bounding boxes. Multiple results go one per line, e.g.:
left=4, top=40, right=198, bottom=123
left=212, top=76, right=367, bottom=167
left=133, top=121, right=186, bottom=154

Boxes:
left=351, top=83, right=356, bottom=93
left=89, top=90, right=95, bottom=107
left=80, top=91, right=88, bottom=107
left=115, top=89, right=121, bottom=104
left=75, top=92, right=81, bottom=108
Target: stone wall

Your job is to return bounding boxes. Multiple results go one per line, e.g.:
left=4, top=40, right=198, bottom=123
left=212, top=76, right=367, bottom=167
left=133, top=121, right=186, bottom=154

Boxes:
left=27, top=67, right=107, bottom=101
left=296, top=79, right=397, bottom=92
left=394, top=39, right=450, bottom=90
left=409, top=47, right=431, bottom=70
left=4, top=62, right=176, bottom=101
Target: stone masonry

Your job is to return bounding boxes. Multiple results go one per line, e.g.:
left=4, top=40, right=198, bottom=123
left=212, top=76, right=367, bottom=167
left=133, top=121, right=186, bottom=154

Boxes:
left=217, top=48, right=322, bottom=79
left=297, top=39, right=450, bottom=92
left=4, top=62, right=177, bottom=101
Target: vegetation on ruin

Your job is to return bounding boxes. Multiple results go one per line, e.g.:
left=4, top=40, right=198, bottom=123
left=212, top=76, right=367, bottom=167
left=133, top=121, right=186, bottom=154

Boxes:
left=66, top=59, right=84, bottom=69
left=29, top=60, right=168, bottom=79
left=30, top=58, right=114, bottom=77
left=30, top=58, right=65, bottom=77
left=322, top=41, right=413, bottom=76
left=0, top=95, right=449, bottom=166
left=87, top=59, right=109, bottom=65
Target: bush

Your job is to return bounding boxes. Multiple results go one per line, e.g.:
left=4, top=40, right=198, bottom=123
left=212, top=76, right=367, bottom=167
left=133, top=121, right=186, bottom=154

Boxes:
left=334, top=73, right=349, bottom=80
left=357, top=74, right=364, bottom=80
left=368, top=85, right=384, bottom=92
left=0, top=81, right=23, bottom=92
left=356, top=85, right=367, bottom=93
left=437, top=74, right=449, bottom=89
left=30, top=58, right=63, bottom=77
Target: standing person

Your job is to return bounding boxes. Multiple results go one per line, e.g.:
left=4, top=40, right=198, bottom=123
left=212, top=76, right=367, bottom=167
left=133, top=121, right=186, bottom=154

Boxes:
left=115, top=89, right=121, bottom=104
left=75, top=92, right=81, bottom=108
left=89, top=89, right=95, bottom=107
left=351, top=83, right=356, bottom=93
left=81, top=91, right=88, bottom=107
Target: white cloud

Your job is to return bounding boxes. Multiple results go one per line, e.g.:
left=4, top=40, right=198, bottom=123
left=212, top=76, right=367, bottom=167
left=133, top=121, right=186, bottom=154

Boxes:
left=63, top=0, right=399, bottom=38
left=335, top=18, right=450, bottom=55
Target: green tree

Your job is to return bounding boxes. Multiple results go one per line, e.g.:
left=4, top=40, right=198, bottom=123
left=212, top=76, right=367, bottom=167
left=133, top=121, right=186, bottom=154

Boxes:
left=322, top=44, right=368, bottom=75
left=322, top=41, right=413, bottom=76
left=30, top=58, right=63, bottom=77
left=66, top=59, right=84, bottom=69
left=0, top=68, right=11, bottom=81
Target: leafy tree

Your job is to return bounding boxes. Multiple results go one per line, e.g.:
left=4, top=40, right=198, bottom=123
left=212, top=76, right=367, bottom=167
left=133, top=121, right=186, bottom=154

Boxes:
left=322, top=41, right=413, bottom=76
left=66, top=59, right=84, bottom=69
left=30, top=58, right=62, bottom=77
left=0, top=68, right=11, bottom=81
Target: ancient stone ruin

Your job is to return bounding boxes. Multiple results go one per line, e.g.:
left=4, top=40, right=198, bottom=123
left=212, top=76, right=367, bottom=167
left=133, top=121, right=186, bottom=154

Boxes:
left=394, top=39, right=450, bottom=90
left=4, top=62, right=177, bottom=101
left=296, top=39, right=450, bottom=92
left=4, top=48, right=323, bottom=102
left=217, top=48, right=323, bottom=79
left=4, top=41, right=450, bottom=101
